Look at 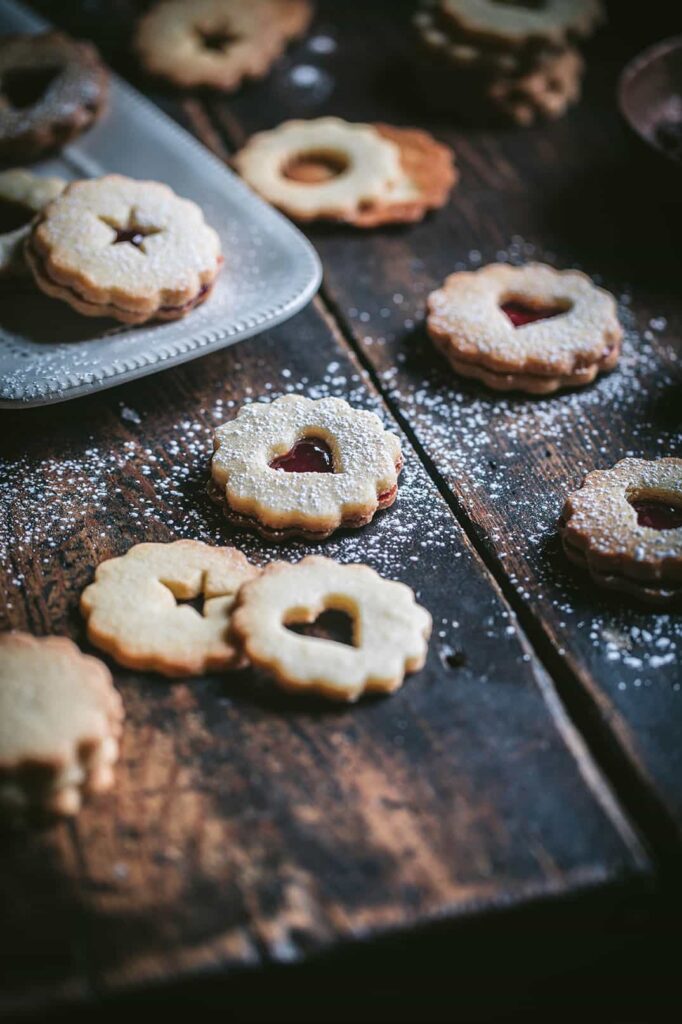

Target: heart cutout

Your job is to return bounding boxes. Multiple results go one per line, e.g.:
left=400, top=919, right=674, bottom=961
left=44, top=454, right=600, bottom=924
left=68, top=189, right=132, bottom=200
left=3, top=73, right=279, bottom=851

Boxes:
left=500, top=300, right=568, bottom=328
left=630, top=498, right=682, bottom=531
left=286, top=609, right=355, bottom=647
left=270, top=437, right=335, bottom=474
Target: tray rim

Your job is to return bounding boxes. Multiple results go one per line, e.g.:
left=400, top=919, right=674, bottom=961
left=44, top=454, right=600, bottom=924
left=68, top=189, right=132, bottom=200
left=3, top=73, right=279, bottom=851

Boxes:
left=0, top=0, right=322, bottom=410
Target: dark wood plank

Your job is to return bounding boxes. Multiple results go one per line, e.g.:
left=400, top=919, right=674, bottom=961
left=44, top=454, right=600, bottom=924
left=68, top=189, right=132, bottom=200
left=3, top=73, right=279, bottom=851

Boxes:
left=210, top=2, right=682, bottom=847
left=0, top=296, right=646, bottom=1012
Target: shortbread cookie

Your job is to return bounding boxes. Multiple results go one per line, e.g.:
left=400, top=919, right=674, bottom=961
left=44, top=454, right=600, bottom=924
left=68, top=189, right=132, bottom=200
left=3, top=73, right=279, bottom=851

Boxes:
left=0, top=33, right=108, bottom=160
left=81, top=541, right=259, bottom=677
left=488, top=47, right=583, bottom=125
left=135, top=0, right=312, bottom=91
left=559, top=458, right=682, bottom=606
left=439, top=0, right=604, bottom=50
left=415, top=2, right=531, bottom=76
left=427, top=262, right=622, bottom=394
left=211, top=395, right=403, bottom=540
left=230, top=556, right=432, bottom=702
left=234, top=117, right=456, bottom=226
left=0, top=633, right=123, bottom=818
left=26, top=175, right=222, bottom=324
left=0, top=169, right=65, bottom=276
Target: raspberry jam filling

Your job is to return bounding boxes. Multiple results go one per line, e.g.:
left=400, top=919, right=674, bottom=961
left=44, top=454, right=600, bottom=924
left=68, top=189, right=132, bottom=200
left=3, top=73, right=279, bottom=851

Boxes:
left=501, top=301, right=566, bottom=327
left=630, top=498, right=682, bottom=531
left=110, top=224, right=161, bottom=248
left=270, top=437, right=334, bottom=473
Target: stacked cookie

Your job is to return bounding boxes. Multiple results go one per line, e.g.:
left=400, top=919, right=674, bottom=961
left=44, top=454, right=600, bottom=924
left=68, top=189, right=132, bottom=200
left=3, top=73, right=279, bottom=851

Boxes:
left=414, top=0, right=604, bottom=125
left=25, top=174, right=223, bottom=324
left=0, top=634, right=123, bottom=818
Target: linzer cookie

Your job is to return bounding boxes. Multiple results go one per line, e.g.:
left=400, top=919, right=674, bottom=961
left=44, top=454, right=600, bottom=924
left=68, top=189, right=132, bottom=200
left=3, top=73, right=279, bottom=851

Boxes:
left=81, top=540, right=259, bottom=677
left=0, top=169, right=65, bottom=276
left=211, top=395, right=403, bottom=540
left=234, top=117, right=456, bottom=226
left=439, top=0, right=604, bottom=49
left=0, top=633, right=123, bottom=818
left=412, top=1, right=599, bottom=124
left=487, top=47, right=584, bottom=126
left=0, top=32, right=108, bottom=160
left=426, top=262, right=622, bottom=394
left=25, top=175, right=223, bottom=324
left=229, top=556, right=432, bottom=702
left=559, top=458, right=682, bottom=606
left=135, top=0, right=313, bottom=91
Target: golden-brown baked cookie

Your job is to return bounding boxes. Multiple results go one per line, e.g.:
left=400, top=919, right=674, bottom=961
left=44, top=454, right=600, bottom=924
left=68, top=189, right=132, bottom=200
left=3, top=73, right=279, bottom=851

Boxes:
left=0, top=32, right=108, bottom=160
left=81, top=540, right=260, bottom=677
left=426, top=262, right=622, bottom=394
left=211, top=395, right=403, bottom=540
left=26, top=174, right=223, bottom=324
left=135, top=0, right=313, bottom=90
left=230, top=556, right=432, bottom=702
left=234, top=117, right=456, bottom=227
left=0, top=632, right=123, bottom=818
left=560, top=458, right=682, bottom=606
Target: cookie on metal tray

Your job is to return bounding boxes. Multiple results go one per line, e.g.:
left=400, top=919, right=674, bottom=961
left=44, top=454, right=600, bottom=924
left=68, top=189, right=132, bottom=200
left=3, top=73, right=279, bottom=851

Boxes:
left=559, top=458, right=682, bottom=606
left=211, top=394, right=403, bottom=540
left=426, top=262, right=622, bottom=395
left=229, top=556, right=432, bottom=702
left=0, top=633, right=123, bottom=818
left=81, top=540, right=260, bottom=677
left=0, top=168, right=65, bottom=275
left=234, top=117, right=456, bottom=226
left=25, top=174, right=223, bottom=324
left=134, top=0, right=313, bottom=91
left=0, top=32, right=108, bottom=160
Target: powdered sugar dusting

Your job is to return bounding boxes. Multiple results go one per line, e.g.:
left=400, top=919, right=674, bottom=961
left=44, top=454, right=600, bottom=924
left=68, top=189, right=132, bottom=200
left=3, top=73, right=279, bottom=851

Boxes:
left=0, top=361, right=509, bottom=674
left=345, top=238, right=682, bottom=696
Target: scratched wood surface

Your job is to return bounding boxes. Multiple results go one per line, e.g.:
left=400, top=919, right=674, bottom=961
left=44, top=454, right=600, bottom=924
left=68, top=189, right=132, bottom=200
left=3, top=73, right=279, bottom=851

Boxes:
left=0, top=0, right=678, bottom=1017
left=205, top=2, right=682, bottom=851
left=0, top=300, right=646, bottom=1014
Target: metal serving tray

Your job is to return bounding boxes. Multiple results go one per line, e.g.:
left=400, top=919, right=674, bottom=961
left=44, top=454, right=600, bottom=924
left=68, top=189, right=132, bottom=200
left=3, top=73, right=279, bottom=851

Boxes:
left=0, top=0, right=321, bottom=408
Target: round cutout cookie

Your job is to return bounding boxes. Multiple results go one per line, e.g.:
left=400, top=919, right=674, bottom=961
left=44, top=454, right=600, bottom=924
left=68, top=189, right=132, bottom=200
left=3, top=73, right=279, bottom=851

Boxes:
left=234, top=117, right=456, bottom=226
left=0, top=633, right=123, bottom=817
left=426, top=262, right=622, bottom=393
left=81, top=540, right=260, bottom=677
left=230, top=556, right=432, bottom=702
left=134, top=0, right=312, bottom=90
left=211, top=394, right=403, bottom=540
left=559, top=458, right=682, bottom=606
left=0, top=32, right=109, bottom=160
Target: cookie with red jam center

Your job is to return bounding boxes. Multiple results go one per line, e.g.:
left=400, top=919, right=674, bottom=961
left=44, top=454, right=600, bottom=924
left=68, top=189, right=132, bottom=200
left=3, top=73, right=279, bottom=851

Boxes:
left=426, top=261, right=622, bottom=395
left=25, top=174, right=222, bottom=325
left=211, top=394, right=404, bottom=540
left=559, top=457, right=682, bottom=606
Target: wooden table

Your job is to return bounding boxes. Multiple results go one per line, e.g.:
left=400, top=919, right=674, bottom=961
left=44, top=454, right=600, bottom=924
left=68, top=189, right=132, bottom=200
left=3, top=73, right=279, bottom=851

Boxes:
left=1, top=2, right=681, bottom=1019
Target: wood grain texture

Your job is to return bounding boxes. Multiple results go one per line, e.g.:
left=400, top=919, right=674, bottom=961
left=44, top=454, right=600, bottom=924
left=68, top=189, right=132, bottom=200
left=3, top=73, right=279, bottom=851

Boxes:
left=0, top=300, right=646, bottom=1012
left=212, top=2, right=682, bottom=846
left=0, top=0, right=671, bottom=1014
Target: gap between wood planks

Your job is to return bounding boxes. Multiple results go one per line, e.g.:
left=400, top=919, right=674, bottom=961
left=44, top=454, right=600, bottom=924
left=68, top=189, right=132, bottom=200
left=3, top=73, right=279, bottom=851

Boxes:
left=187, top=98, right=681, bottom=870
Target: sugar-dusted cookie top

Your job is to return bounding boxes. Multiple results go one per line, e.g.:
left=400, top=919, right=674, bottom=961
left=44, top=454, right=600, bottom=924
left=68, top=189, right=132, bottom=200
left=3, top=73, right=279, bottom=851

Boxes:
left=211, top=394, right=403, bottom=538
left=0, top=633, right=123, bottom=817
